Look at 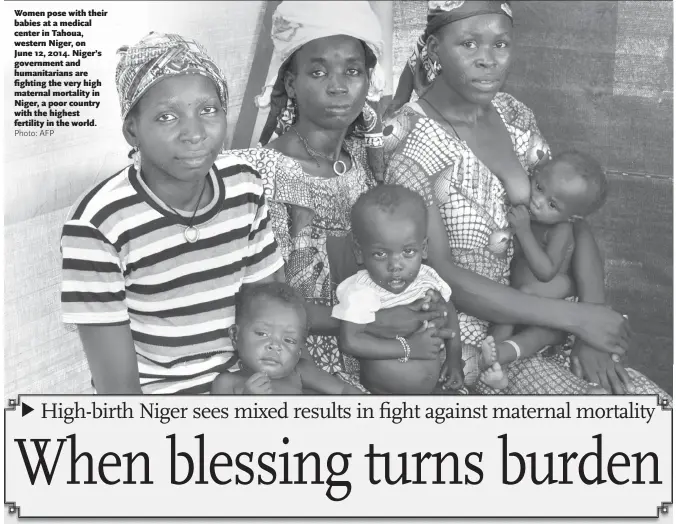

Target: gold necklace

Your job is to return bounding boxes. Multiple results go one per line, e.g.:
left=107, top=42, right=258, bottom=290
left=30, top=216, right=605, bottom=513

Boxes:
left=291, top=126, right=347, bottom=175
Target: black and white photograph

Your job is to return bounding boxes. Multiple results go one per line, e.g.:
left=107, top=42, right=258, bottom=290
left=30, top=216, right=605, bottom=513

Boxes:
left=5, top=0, right=672, bottom=399
left=3, top=1, right=674, bottom=518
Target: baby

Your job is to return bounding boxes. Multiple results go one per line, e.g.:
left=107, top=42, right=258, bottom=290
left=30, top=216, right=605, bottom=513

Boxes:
left=481, top=151, right=608, bottom=389
left=212, top=282, right=361, bottom=395
left=333, top=184, right=463, bottom=394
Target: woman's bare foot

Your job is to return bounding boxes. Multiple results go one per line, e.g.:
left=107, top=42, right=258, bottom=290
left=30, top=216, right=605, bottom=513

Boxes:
left=482, top=362, right=509, bottom=390
left=480, top=336, right=498, bottom=370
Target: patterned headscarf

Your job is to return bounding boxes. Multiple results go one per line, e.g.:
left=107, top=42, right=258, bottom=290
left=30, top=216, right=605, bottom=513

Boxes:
left=257, top=1, right=386, bottom=180
left=115, top=32, right=229, bottom=120
left=395, top=1, right=513, bottom=104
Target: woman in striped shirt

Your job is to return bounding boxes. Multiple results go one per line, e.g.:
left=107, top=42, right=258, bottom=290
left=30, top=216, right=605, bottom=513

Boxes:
left=60, top=33, right=284, bottom=394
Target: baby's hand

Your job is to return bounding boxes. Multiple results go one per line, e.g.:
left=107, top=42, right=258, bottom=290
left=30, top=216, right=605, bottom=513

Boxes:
left=421, top=288, right=443, bottom=311
left=508, top=205, right=531, bottom=233
left=440, top=360, right=465, bottom=391
left=243, top=372, right=272, bottom=395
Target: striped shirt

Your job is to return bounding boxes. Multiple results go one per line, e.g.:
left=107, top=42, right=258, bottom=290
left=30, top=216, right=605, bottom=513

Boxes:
left=332, top=265, right=452, bottom=324
left=60, top=154, right=284, bottom=394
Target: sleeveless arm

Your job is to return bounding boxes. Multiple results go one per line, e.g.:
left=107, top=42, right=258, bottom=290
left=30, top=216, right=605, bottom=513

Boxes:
left=516, top=221, right=574, bottom=282
left=78, top=324, right=142, bottom=393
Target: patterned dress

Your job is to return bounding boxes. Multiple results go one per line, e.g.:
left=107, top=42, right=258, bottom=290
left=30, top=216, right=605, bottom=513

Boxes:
left=231, top=139, right=376, bottom=382
left=383, top=93, right=672, bottom=400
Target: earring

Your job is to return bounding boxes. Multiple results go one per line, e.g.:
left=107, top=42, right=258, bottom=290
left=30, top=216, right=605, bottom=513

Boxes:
left=275, top=97, right=297, bottom=137
left=131, top=146, right=142, bottom=171
left=433, top=61, right=442, bottom=75
left=359, top=102, right=378, bottom=134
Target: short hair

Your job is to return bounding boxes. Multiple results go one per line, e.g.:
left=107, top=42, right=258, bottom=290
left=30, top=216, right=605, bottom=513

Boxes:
left=553, top=150, right=608, bottom=216
left=235, top=282, right=308, bottom=332
left=350, top=184, right=427, bottom=243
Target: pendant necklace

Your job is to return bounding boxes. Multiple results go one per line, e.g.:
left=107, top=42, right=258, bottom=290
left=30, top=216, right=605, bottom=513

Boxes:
left=291, top=126, right=347, bottom=175
left=422, top=97, right=512, bottom=255
left=163, top=178, right=208, bottom=244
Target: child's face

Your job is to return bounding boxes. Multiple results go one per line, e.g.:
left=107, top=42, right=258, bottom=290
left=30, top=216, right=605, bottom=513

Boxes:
left=234, top=298, right=305, bottom=379
left=125, top=74, right=227, bottom=185
left=354, top=210, right=427, bottom=294
left=529, top=161, right=594, bottom=224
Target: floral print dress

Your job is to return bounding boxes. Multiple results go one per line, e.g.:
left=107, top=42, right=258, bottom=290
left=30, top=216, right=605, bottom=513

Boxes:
left=383, top=92, right=672, bottom=401
left=232, top=139, right=375, bottom=382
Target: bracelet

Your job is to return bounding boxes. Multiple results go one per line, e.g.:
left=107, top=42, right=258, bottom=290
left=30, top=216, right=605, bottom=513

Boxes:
left=364, top=133, right=384, bottom=148
left=504, top=339, right=521, bottom=360
left=396, top=335, right=411, bottom=363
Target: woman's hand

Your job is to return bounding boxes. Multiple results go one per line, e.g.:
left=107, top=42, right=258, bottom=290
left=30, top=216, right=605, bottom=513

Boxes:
left=408, top=321, right=452, bottom=361
left=571, top=303, right=631, bottom=355
left=439, top=358, right=464, bottom=390
left=570, top=340, right=635, bottom=394
left=370, top=296, right=447, bottom=338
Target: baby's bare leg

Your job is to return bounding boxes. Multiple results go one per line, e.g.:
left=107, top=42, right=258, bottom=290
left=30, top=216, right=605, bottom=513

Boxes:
left=490, top=275, right=573, bottom=368
left=520, top=274, right=574, bottom=299
left=491, top=323, right=514, bottom=343
left=496, top=327, right=567, bottom=364
left=479, top=337, right=508, bottom=389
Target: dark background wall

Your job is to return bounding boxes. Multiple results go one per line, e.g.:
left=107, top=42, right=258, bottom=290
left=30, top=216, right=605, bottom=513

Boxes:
left=393, top=1, right=673, bottom=393
left=506, top=1, right=672, bottom=176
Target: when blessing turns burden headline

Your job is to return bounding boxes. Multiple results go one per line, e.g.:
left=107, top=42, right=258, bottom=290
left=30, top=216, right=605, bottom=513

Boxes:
left=14, top=400, right=662, bottom=502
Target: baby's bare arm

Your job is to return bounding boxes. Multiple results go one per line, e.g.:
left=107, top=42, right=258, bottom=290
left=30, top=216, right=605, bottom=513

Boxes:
left=211, top=372, right=247, bottom=395
left=439, top=299, right=464, bottom=389
left=519, top=222, right=574, bottom=282
left=297, top=359, right=361, bottom=394
left=444, top=300, right=462, bottom=362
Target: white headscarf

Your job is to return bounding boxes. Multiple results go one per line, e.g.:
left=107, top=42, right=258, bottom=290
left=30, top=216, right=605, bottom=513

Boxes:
left=255, top=0, right=385, bottom=109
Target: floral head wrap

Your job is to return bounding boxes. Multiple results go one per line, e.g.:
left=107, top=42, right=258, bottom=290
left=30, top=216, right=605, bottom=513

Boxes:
left=257, top=1, right=386, bottom=180
left=396, top=1, right=512, bottom=103
left=115, top=32, right=229, bottom=120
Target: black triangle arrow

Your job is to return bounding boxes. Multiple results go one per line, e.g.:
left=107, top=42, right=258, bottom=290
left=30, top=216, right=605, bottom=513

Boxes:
left=22, top=403, right=34, bottom=417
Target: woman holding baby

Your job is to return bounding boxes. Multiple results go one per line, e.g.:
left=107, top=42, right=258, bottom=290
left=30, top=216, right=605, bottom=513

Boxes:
left=235, top=0, right=669, bottom=399
left=382, top=0, right=670, bottom=399
left=64, top=0, right=670, bottom=400
left=232, top=1, right=455, bottom=389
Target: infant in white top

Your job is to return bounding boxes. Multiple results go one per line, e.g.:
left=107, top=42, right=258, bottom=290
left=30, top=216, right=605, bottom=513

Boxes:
left=333, top=264, right=451, bottom=325
left=332, top=184, right=464, bottom=394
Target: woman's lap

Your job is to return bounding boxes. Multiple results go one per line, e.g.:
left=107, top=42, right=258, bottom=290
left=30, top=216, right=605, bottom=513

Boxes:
left=472, top=345, right=672, bottom=403
left=305, top=318, right=671, bottom=402
left=472, top=349, right=589, bottom=395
